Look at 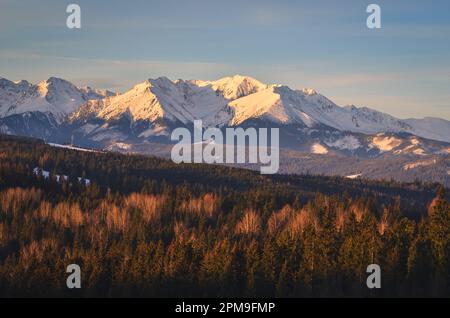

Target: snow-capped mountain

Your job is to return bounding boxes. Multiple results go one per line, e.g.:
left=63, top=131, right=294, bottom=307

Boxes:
left=1, top=74, right=449, bottom=185
left=88, top=77, right=232, bottom=126
left=70, top=75, right=270, bottom=128
left=65, top=75, right=450, bottom=143
left=1, top=74, right=450, bottom=149
left=0, top=77, right=114, bottom=139
left=228, top=83, right=450, bottom=143
left=0, top=77, right=113, bottom=123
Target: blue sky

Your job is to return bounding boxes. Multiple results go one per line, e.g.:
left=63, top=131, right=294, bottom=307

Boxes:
left=1, top=0, right=449, bottom=119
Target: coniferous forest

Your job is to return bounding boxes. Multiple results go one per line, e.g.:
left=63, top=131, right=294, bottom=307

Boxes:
left=0, top=135, right=448, bottom=297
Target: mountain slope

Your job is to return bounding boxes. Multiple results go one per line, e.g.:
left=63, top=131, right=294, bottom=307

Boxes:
left=228, top=83, right=450, bottom=143
left=1, top=74, right=450, bottom=153
left=1, top=74, right=449, bottom=186
left=192, top=74, right=268, bottom=100
left=72, top=77, right=232, bottom=126
left=3, top=74, right=450, bottom=143
left=0, top=77, right=112, bottom=122
left=403, top=117, right=450, bottom=143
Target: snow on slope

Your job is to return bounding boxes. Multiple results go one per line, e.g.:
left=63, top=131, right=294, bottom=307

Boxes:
left=370, top=135, right=403, bottom=152
left=47, top=142, right=101, bottom=153
left=403, top=117, right=450, bottom=143
left=228, top=85, right=293, bottom=125
left=228, top=84, right=342, bottom=127
left=193, top=75, right=268, bottom=100
left=346, top=173, right=362, bottom=179
left=343, top=106, right=413, bottom=134
left=227, top=83, right=394, bottom=132
left=325, top=135, right=361, bottom=150
left=311, top=143, right=329, bottom=154
left=403, top=159, right=437, bottom=171
left=84, top=77, right=232, bottom=126
left=3, top=75, right=450, bottom=145
left=33, top=167, right=91, bottom=185
left=227, top=80, right=450, bottom=143
left=0, top=77, right=111, bottom=122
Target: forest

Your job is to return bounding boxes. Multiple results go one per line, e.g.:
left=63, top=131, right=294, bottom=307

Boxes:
left=0, top=135, right=448, bottom=297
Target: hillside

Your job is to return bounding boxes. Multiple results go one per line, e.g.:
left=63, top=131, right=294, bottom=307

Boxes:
left=0, top=135, right=449, bottom=297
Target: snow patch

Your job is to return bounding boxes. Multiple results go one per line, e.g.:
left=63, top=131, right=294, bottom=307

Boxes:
left=436, top=147, right=450, bottom=155
left=0, top=124, right=13, bottom=135
left=413, top=148, right=426, bottom=156
left=33, top=167, right=90, bottom=185
left=325, top=135, right=361, bottom=151
left=91, top=131, right=126, bottom=142
left=410, top=137, right=421, bottom=146
left=311, top=143, right=328, bottom=154
left=370, top=135, right=402, bottom=152
left=109, top=142, right=132, bottom=151
left=77, top=123, right=98, bottom=134
left=47, top=143, right=100, bottom=153
left=346, top=174, right=362, bottom=179
left=138, top=125, right=169, bottom=138
left=403, top=159, right=437, bottom=171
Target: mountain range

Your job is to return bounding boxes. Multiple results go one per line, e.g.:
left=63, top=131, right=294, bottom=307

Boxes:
left=1, top=74, right=449, bottom=185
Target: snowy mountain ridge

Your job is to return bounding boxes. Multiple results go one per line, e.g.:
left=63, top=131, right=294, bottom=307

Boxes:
left=0, top=77, right=113, bottom=123
left=1, top=75, right=450, bottom=144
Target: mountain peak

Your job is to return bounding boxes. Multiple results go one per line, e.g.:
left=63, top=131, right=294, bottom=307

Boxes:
left=301, top=88, right=318, bottom=96
left=195, top=74, right=268, bottom=100
left=152, top=76, right=173, bottom=84
left=221, top=74, right=266, bottom=85
left=131, top=77, right=176, bottom=92
left=0, top=78, right=15, bottom=88
left=45, top=77, right=74, bottom=85
left=37, top=77, right=77, bottom=93
left=230, top=74, right=258, bottom=81
left=14, top=80, right=31, bottom=87
left=150, top=77, right=183, bottom=92
left=133, top=80, right=153, bottom=91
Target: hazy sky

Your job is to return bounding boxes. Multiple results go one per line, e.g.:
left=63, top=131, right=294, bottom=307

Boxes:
left=1, top=0, right=449, bottom=119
